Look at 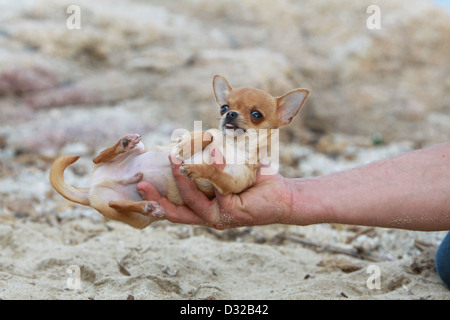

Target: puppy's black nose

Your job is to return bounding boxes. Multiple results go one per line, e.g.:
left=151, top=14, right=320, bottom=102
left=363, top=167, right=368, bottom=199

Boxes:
left=226, top=111, right=238, bottom=119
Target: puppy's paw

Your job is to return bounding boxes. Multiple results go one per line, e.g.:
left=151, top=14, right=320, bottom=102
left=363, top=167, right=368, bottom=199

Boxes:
left=120, top=134, right=142, bottom=151
left=144, top=201, right=165, bottom=218
left=179, top=164, right=193, bottom=179
left=119, top=172, right=144, bottom=185
left=175, top=133, right=192, bottom=160
left=180, top=164, right=208, bottom=180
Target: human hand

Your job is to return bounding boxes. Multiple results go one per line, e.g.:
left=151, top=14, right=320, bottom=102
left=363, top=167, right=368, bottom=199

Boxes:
left=137, top=148, right=294, bottom=229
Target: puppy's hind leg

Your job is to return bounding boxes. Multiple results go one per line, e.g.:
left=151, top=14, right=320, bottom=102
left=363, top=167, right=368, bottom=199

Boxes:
left=117, top=172, right=144, bottom=185
left=109, top=200, right=165, bottom=218
left=93, top=134, right=144, bottom=164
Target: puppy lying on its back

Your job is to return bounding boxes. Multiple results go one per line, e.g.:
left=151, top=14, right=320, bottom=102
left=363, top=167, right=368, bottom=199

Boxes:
left=49, top=75, right=310, bottom=228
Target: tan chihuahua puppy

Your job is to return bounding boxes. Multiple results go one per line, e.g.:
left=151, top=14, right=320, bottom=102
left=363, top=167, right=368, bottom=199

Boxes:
left=49, top=75, right=310, bottom=229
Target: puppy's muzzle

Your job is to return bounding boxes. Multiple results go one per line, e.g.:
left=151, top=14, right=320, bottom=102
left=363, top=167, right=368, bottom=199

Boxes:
left=226, top=111, right=238, bottom=120
left=223, top=111, right=241, bottom=130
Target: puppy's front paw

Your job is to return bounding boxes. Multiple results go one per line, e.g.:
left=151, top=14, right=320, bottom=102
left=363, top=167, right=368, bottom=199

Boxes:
left=180, top=164, right=195, bottom=180
left=175, top=133, right=192, bottom=160
left=120, top=134, right=142, bottom=151
left=180, top=164, right=208, bottom=180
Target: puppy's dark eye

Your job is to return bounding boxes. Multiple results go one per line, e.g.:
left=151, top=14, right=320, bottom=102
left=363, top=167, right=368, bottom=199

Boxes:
left=250, top=110, right=263, bottom=119
left=220, top=105, right=229, bottom=115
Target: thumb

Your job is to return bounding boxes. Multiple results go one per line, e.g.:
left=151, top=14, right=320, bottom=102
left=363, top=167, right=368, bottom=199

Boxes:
left=137, top=181, right=162, bottom=201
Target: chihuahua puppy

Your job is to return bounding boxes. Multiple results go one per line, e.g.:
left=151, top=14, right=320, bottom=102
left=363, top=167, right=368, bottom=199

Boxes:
left=49, top=75, right=310, bottom=229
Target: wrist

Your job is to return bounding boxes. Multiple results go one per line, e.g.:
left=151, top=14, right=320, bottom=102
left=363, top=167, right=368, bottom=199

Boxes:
left=282, top=176, right=331, bottom=226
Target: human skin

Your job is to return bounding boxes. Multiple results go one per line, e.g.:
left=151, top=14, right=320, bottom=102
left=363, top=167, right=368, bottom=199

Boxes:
left=137, top=142, right=450, bottom=231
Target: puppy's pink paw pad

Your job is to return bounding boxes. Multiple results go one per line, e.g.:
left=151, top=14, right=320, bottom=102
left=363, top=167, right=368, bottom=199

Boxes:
left=121, top=134, right=142, bottom=150
left=144, top=201, right=165, bottom=218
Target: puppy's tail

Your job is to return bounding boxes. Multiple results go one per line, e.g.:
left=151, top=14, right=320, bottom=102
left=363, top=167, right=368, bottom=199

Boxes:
left=49, top=155, right=90, bottom=206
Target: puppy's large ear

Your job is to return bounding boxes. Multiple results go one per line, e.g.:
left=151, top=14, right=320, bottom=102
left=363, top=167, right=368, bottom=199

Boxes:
left=276, top=88, right=310, bottom=126
left=213, top=75, right=232, bottom=106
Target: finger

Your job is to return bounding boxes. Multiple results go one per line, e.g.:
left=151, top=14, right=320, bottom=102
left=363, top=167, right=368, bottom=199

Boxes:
left=169, top=154, right=225, bottom=226
left=169, top=153, right=197, bottom=189
left=257, top=164, right=279, bottom=180
left=169, top=154, right=213, bottom=212
left=159, top=197, right=208, bottom=225
left=136, top=181, right=167, bottom=217
left=137, top=181, right=162, bottom=201
left=137, top=180, right=208, bottom=225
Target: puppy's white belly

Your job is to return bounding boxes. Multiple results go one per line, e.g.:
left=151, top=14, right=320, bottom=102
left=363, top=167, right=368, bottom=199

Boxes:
left=141, top=167, right=173, bottom=197
left=92, top=183, right=141, bottom=203
left=91, top=146, right=175, bottom=202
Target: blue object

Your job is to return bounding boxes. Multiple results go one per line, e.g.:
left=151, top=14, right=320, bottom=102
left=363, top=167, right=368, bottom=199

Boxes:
left=435, top=232, right=450, bottom=288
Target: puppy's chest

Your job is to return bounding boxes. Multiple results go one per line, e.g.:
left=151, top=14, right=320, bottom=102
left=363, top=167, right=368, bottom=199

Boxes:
left=218, top=141, right=251, bottom=166
left=202, top=134, right=258, bottom=178
left=187, top=134, right=254, bottom=164
left=216, top=130, right=258, bottom=160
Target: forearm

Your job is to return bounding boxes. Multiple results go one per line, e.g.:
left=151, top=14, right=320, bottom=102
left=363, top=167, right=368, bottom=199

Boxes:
left=287, top=143, right=450, bottom=231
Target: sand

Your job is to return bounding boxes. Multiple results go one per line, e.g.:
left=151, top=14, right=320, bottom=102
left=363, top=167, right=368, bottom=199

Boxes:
left=0, top=217, right=448, bottom=300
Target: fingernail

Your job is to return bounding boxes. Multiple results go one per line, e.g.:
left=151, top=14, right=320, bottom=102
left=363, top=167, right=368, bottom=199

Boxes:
left=169, top=153, right=183, bottom=167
